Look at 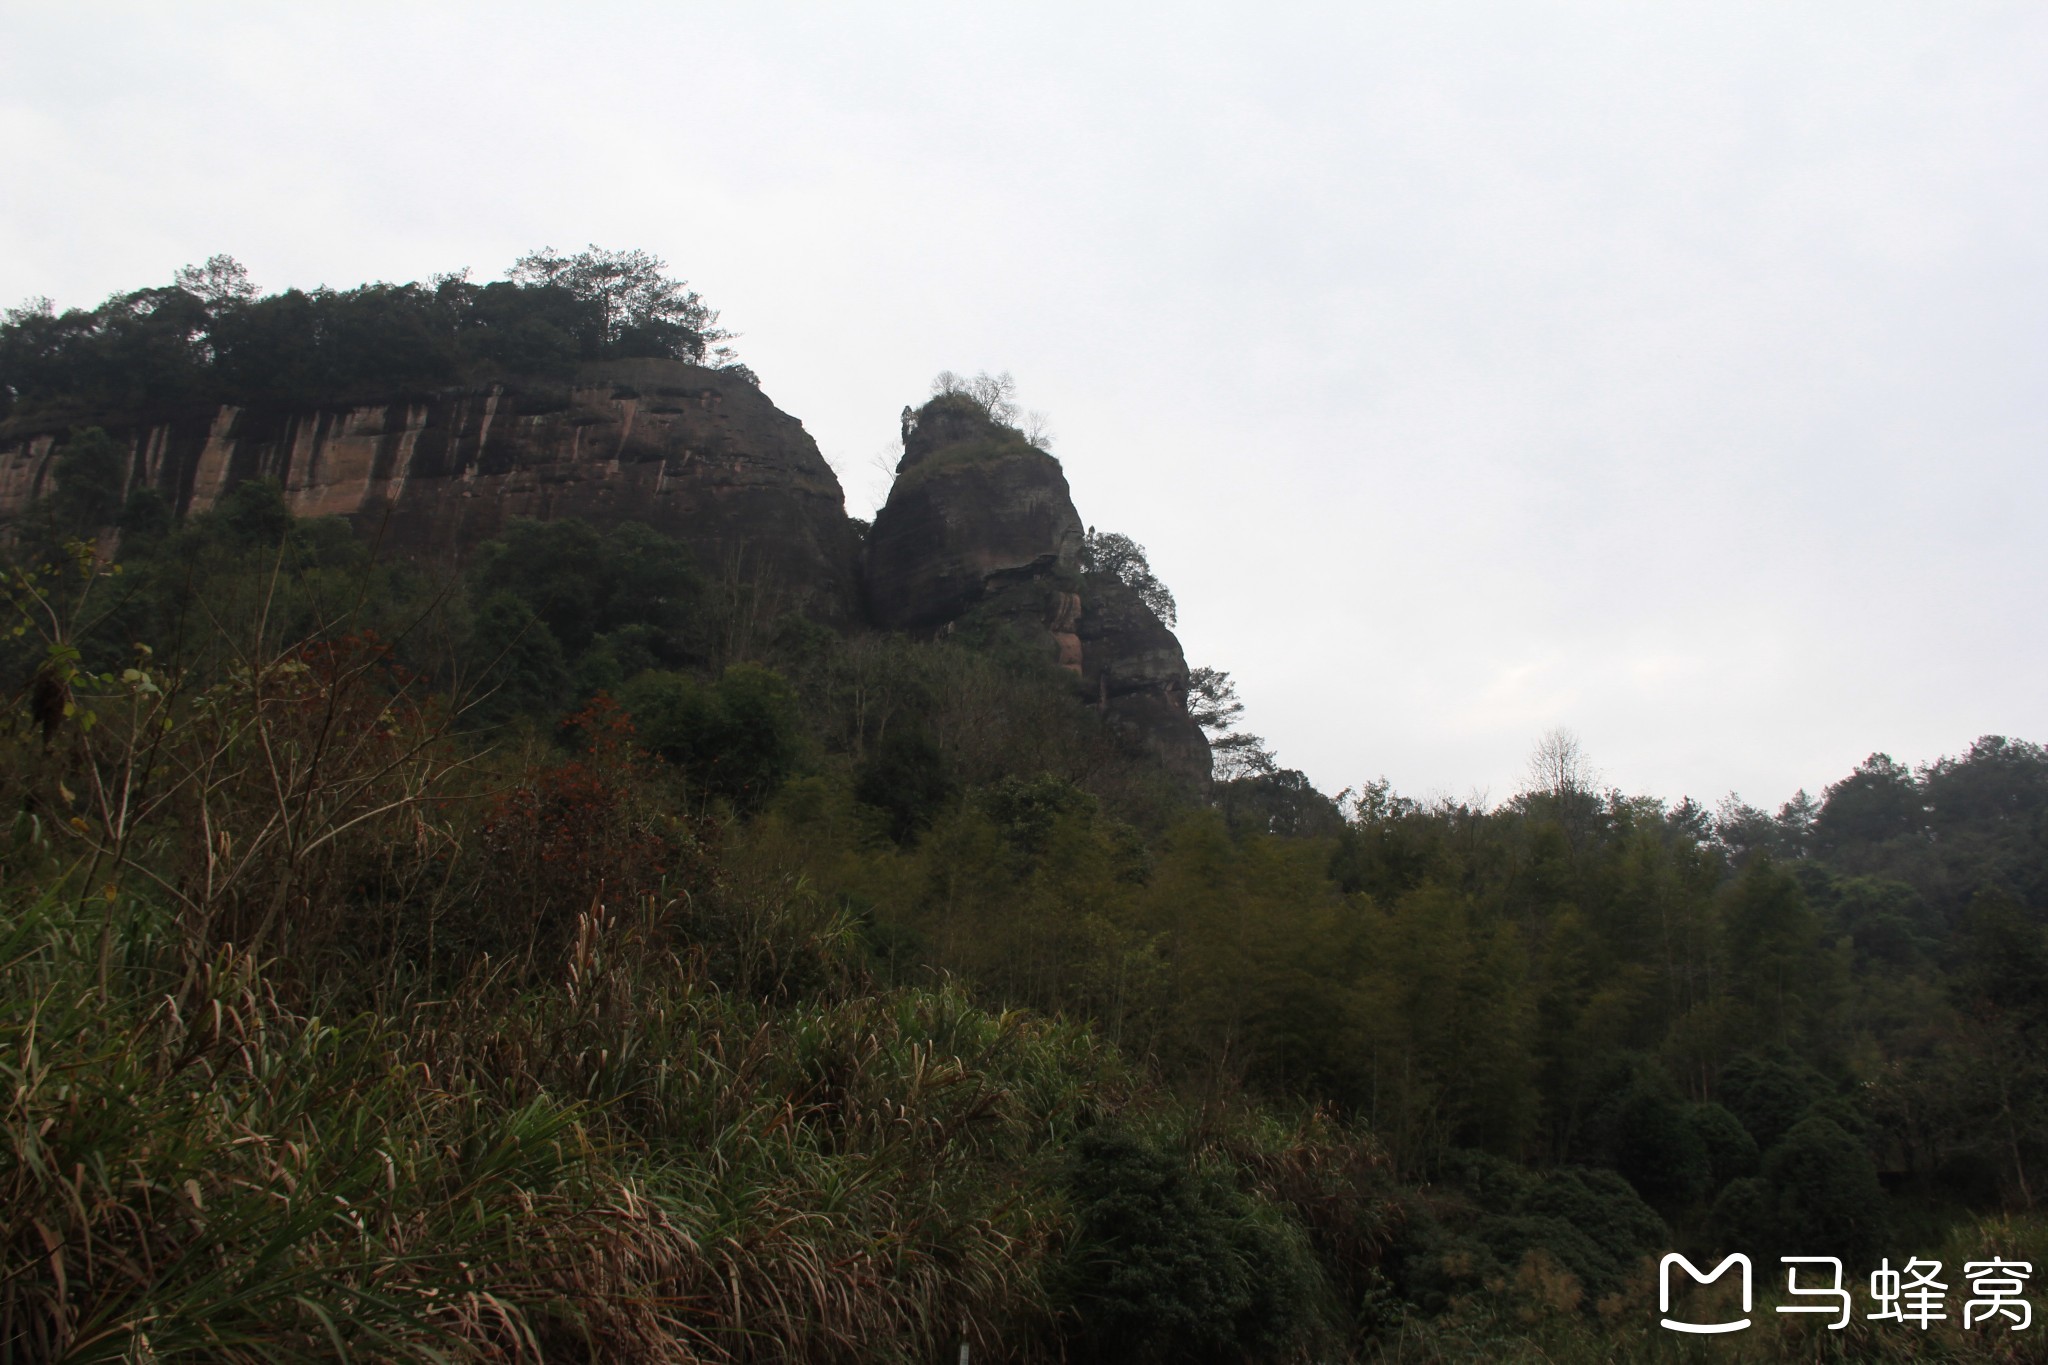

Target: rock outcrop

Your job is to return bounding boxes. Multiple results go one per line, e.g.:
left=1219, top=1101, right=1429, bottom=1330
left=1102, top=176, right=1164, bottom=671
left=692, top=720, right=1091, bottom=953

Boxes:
left=864, top=395, right=1211, bottom=786
left=863, top=397, right=1085, bottom=632
left=3, top=369, right=1211, bottom=786
left=1076, top=573, right=1214, bottom=783
left=0, top=358, right=861, bottom=622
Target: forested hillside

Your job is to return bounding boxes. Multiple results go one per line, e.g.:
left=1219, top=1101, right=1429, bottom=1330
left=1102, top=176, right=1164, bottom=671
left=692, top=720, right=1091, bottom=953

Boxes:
left=3, top=258, right=2045, bottom=1361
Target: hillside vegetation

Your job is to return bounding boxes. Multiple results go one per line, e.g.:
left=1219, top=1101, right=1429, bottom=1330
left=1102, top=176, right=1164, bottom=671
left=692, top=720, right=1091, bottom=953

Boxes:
left=4, top=260, right=2047, bottom=1362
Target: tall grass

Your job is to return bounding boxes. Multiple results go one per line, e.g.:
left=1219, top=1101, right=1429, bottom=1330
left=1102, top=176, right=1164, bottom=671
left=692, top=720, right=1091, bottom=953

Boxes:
left=0, top=866, right=1157, bottom=1361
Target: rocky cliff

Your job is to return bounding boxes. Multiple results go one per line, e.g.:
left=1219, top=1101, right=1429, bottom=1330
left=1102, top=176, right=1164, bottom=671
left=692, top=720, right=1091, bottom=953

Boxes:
left=865, top=395, right=1211, bottom=786
left=0, top=358, right=862, bottom=622
left=863, top=397, right=1086, bottom=632
left=3, top=371, right=1210, bottom=786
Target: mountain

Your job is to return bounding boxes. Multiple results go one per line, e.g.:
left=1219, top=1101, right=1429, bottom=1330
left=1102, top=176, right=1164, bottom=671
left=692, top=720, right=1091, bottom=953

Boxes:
left=0, top=361, right=1211, bottom=784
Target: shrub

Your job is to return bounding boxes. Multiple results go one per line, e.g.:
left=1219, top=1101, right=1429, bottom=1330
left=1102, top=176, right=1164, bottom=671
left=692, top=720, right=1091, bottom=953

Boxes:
left=1762, top=1116, right=1888, bottom=1266
left=1686, top=1101, right=1761, bottom=1190
left=621, top=663, right=802, bottom=811
left=853, top=726, right=954, bottom=844
left=1719, top=1048, right=1826, bottom=1151
left=1054, top=1128, right=1322, bottom=1364
left=1610, top=1089, right=1711, bottom=1211
left=1707, top=1176, right=1775, bottom=1256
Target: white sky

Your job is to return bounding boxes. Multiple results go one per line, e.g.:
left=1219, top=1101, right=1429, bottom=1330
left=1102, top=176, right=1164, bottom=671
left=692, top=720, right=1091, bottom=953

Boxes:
left=4, top=2, right=2045, bottom=810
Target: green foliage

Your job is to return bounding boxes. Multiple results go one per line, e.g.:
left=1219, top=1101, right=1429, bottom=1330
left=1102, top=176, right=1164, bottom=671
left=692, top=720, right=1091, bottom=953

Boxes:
left=470, top=517, right=699, bottom=665
left=852, top=726, right=954, bottom=844
left=1718, top=858, right=1828, bottom=1039
left=1, top=250, right=745, bottom=422
left=1956, top=886, right=2048, bottom=1022
left=1707, top=1175, right=1776, bottom=1256
left=1408, top=1155, right=1666, bottom=1309
left=1080, top=528, right=1176, bottom=626
left=209, top=476, right=294, bottom=548
left=1610, top=1088, right=1711, bottom=1211
left=1719, top=1048, right=1827, bottom=1152
left=508, top=244, right=734, bottom=365
left=1328, top=780, right=1439, bottom=899
left=1686, top=1101, right=1761, bottom=1188
left=1828, top=874, right=1939, bottom=967
left=1701, top=1113, right=1890, bottom=1263
left=1816, top=751, right=1924, bottom=853
left=117, top=484, right=172, bottom=545
left=1217, top=767, right=1345, bottom=838
left=1352, top=881, right=1539, bottom=1161
left=983, top=772, right=1100, bottom=862
left=469, top=591, right=572, bottom=723
left=1054, top=1128, right=1323, bottom=1364
left=1515, top=1167, right=1666, bottom=1288
left=45, top=426, right=127, bottom=530
left=9, top=454, right=2048, bottom=1356
left=1761, top=1115, right=1889, bottom=1264
left=620, top=663, right=802, bottom=810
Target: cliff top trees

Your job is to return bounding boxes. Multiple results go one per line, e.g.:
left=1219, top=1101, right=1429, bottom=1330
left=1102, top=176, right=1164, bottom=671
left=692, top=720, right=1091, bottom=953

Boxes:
left=924, top=369, right=1054, bottom=448
left=508, top=244, right=734, bottom=365
left=1080, top=528, right=1176, bottom=627
left=1, top=248, right=747, bottom=421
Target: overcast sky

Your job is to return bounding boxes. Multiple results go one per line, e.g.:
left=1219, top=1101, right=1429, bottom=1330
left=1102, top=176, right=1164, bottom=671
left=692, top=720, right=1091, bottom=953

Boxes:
left=4, top=2, right=2044, bottom=811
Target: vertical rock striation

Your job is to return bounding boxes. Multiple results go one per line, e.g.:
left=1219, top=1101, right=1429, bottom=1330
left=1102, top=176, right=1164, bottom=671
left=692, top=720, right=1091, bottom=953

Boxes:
left=0, top=359, right=862, bottom=622
left=3, top=367, right=1210, bottom=786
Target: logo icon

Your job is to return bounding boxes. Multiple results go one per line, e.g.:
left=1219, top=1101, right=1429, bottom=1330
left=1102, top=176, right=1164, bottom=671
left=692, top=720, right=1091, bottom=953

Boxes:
left=1776, top=1256, right=1851, bottom=1329
left=1661, top=1253, right=1753, bottom=1334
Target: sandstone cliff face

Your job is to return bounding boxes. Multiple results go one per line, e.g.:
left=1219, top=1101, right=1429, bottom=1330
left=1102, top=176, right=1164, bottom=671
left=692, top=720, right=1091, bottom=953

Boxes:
left=864, top=398, right=1211, bottom=786
left=1076, top=572, right=1214, bottom=783
left=863, top=442, right=1085, bottom=631
left=0, top=359, right=861, bottom=621
left=3, top=367, right=1210, bottom=785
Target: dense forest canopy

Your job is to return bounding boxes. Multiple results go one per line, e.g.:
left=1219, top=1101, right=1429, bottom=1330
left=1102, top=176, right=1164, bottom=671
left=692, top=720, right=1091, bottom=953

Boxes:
left=0, top=245, right=751, bottom=425
left=3, top=260, right=2046, bottom=1360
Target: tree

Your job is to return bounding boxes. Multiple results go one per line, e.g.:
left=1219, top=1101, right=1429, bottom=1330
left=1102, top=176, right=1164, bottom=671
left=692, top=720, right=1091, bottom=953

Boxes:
left=1212, top=732, right=1278, bottom=782
left=1216, top=768, right=1342, bottom=839
left=853, top=727, right=954, bottom=844
left=1610, top=1087, right=1711, bottom=1210
left=1815, top=752, right=1924, bottom=853
left=469, top=518, right=699, bottom=667
left=1081, top=528, right=1177, bottom=626
left=468, top=593, right=571, bottom=723
left=44, top=427, right=128, bottom=531
left=507, top=245, right=732, bottom=364
left=1774, top=788, right=1819, bottom=857
left=1718, top=1048, right=1825, bottom=1152
left=620, top=664, right=801, bottom=811
left=1054, top=1128, right=1318, bottom=1364
left=1524, top=727, right=1595, bottom=802
left=1761, top=1116, right=1888, bottom=1265
left=172, top=254, right=259, bottom=310
left=1686, top=1102, right=1760, bottom=1188
left=1187, top=668, right=1276, bottom=781
left=930, top=369, right=1020, bottom=426
left=1187, top=667, right=1244, bottom=736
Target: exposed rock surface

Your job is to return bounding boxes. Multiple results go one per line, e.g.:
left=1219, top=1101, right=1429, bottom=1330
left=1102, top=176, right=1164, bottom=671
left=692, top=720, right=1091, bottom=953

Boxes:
left=863, top=400, right=1084, bottom=631
left=865, top=396, right=1211, bottom=786
left=3, top=370, right=1211, bottom=786
left=1077, top=572, right=1214, bottom=783
left=0, top=359, right=861, bottom=621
